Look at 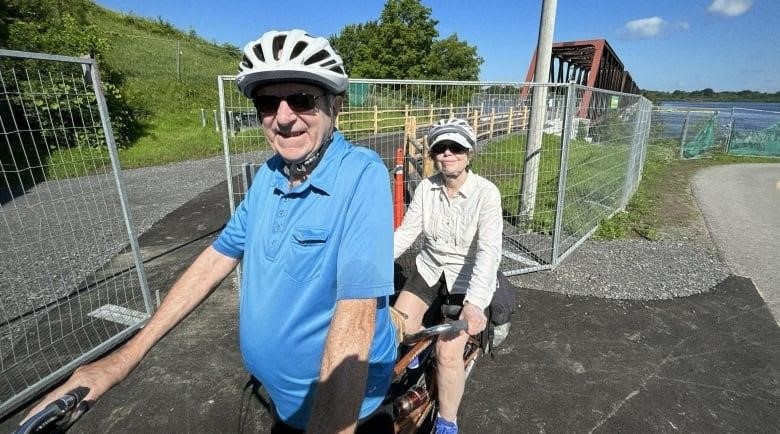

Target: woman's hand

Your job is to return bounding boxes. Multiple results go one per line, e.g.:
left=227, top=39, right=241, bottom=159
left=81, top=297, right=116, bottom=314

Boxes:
left=460, top=302, right=488, bottom=336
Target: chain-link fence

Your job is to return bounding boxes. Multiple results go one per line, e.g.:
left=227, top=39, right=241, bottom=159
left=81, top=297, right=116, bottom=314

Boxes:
left=0, top=50, right=152, bottom=417
left=218, top=78, right=653, bottom=276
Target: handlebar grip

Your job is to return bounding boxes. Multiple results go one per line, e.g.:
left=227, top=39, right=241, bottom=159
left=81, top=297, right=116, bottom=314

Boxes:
left=402, top=319, right=470, bottom=344
left=448, top=319, right=469, bottom=333
left=14, top=387, right=90, bottom=434
left=53, top=386, right=89, bottom=412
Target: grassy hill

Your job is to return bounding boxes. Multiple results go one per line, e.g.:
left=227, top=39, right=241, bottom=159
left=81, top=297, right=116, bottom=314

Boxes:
left=84, top=2, right=241, bottom=167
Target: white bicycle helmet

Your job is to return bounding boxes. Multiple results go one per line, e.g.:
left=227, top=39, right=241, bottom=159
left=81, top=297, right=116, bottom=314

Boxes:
left=237, top=29, right=348, bottom=98
left=428, top=118, right=477, bottom=150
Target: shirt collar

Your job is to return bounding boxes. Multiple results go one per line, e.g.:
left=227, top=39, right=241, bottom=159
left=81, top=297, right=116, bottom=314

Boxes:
left=269, top=130, right=345, bottom=195
left=431, top=171, right=476, bottom=198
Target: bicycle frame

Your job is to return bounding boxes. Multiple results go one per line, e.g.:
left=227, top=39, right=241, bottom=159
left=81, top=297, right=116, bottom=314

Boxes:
left=391, top=306, right=485, bottom=434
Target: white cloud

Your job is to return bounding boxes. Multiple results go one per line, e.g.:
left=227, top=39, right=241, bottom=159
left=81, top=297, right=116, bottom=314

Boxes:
left=618, top=17, right=669, bottom=39
left=620, top=17, right=668, bottom=39
left=618, top=17, right=690, bottom=40
left=708, top=0, right=754, bottom=17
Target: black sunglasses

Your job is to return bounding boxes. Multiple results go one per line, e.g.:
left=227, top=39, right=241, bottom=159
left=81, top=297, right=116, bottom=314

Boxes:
left=252, top=92, right=324, bottom=114
left=430, top=142, right=469, bottom=155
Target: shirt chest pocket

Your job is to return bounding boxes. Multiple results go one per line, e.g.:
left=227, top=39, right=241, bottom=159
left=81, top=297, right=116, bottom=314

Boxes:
left=284, top=227, right=330, bottom=283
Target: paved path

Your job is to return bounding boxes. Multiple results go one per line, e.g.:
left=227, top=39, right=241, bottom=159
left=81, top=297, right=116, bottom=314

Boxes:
left=692, top=163, right=780, bottom=324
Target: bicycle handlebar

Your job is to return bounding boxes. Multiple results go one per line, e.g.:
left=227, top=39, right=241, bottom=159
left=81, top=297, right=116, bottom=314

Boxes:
left=15, top=387, right=90, bottom=434
left=402, top=319, right=469, bottom=344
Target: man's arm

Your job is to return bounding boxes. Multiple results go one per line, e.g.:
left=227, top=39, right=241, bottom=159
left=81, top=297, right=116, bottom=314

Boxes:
left=306, top=298, right=376, bottom=433
left=22, top=246, right=239, bottom=421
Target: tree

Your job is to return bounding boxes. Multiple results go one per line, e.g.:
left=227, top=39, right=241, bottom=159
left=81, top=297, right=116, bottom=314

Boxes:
left=425, top=34, right=483, bottom=81
left=330, top=0, right=481, bottom=81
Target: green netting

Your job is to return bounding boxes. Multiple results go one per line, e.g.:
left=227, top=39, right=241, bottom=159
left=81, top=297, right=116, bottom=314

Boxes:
left=681, top=113, right=718, bottom=159
left=728, top=120, right=780, bottom=157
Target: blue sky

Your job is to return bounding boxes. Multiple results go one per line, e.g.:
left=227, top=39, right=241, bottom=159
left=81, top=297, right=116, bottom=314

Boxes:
left=95, top=0, right=779, bottom=93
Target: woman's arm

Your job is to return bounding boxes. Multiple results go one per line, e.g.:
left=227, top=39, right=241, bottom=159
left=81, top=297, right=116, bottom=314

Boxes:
left=463, top=183, right=503, bottom=310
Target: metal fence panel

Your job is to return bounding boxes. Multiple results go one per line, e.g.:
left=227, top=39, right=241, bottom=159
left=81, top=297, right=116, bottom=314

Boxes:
left=0, top=50, right=151, bottom=417
left=726, top=107, right=780, bottom=157
left=217, top=78, right=652, bottom=278
left=653, top=105, right=780, bottom=159
left=553, top=86, right=653, bottom=264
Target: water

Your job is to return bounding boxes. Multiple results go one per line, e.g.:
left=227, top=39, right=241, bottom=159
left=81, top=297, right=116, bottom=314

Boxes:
left=654, top=101, right=780, bottom=137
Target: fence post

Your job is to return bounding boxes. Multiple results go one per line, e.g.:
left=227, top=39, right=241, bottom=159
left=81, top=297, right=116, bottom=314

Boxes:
left=176, top=40, right=181, bottom=81
left=507, top=107, right=514, bottom=134
left=680, top=110, right=691, bottom=158
left=201, top=108, right=206, bottom=127
left=213, top=110, right=219, bottom=132
left=551, top=82, right=577, bottom=265
left=489, top=108, right=496, bottom=139
left=725, top=107, right=736, bottom=153
left=373, top=105, right=379, bottom=134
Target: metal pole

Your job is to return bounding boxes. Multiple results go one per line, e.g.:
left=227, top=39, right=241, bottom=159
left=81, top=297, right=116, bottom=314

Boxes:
left=89, top=61, right=155, bottom=312
left=520, top=0, right=557, bottom=221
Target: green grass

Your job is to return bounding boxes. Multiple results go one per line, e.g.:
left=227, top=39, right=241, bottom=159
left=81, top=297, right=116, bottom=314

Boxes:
left=86, top=5, right=238, bottom=167
left=592, top=137, right=778, bottom=240
left=474, top=133, right=635, bottom=236
left=117, top=111, right=225, bottom=168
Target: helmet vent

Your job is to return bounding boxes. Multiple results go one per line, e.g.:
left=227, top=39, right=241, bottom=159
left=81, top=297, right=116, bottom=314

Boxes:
left=306, top=49, right=328, bottom=65
left=252, top=45, right=265, bottom=62
left=272, top=35, right=287, bottom=60
left=240, top=56, right=252, bottom=71
left=291, top=41, right=308, bottom=59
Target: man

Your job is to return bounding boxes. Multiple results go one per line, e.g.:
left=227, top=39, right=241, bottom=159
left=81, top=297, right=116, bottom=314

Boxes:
left=23, top=29, right=397, bottom=433
left=393, top=118, right=503, bottom=434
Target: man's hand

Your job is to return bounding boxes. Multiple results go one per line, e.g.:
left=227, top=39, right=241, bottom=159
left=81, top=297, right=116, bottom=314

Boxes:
left=20, top=348, right=135, bottom=425
left=460, top=302, right=488, bottom=336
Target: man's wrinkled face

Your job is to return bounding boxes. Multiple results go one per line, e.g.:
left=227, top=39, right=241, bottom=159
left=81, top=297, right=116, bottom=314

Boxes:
left=253, top=82, right=339, bottom=164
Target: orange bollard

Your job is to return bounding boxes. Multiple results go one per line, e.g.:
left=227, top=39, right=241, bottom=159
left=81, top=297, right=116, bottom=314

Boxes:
left=393, top=147, right=404, bottom=229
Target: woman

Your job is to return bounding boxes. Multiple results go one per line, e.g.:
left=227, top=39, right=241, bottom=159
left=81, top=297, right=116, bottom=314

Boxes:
left=393, top=118, right=503, bottom=434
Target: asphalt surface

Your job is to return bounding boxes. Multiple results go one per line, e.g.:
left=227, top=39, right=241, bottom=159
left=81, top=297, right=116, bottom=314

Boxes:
left=1, top=163, right=779, bottom=433
left=691, top=163, right=780, bottom=325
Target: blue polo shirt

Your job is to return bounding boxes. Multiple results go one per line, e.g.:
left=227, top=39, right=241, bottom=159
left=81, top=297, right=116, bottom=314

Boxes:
left=212, top=131, right=396, bottom=428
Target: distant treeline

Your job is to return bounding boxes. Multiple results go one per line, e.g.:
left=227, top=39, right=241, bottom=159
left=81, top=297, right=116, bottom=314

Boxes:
left=642, top=89, right=780, bottom=104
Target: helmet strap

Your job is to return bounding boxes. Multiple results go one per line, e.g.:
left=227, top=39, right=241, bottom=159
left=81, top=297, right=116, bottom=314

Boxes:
left=283, top=133, right=333, bottom=181
left=283, top=96, right=338, bottom=181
